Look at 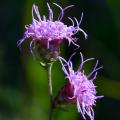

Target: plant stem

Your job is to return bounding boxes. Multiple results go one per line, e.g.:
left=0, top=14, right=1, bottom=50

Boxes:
left=46, top=63, right=53, bottom=120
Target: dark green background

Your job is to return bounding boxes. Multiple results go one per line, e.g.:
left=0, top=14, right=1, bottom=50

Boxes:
left=0, top=0, right=120, bottom=119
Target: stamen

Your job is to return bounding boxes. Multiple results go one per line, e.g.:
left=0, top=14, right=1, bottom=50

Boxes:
left=32, top=4, right=41, bottom=21
left=53, top=3, right=64, bottom=21
left=47, top=3, right=53, bottom=21
left=79, top=12, right=83, bottom=26
left=88, top=60, right=103, bottom=78
left=77, top=52, right=84, bottom=71
left=30, top=40, right=35, bottom=58
left=68, top=17, right=74, bottom=26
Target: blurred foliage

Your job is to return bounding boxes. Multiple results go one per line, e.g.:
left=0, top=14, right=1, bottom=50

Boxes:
left=0, top=0, right=120, bottom=120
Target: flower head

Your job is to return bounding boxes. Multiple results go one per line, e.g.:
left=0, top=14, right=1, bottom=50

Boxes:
left=58, top=53, right=103, bottom=120
left=17, top=3, right=87, bottom=63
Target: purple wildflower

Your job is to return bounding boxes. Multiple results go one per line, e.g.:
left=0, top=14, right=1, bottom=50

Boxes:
left=17, top=3, right=87, bottom=62
left=58, top=53, right=103, bottom=120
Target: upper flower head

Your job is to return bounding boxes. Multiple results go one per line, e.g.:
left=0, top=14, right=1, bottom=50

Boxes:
left=17, top=3, right=87, bottom=59
left=59, top=53, right=103, bottom=120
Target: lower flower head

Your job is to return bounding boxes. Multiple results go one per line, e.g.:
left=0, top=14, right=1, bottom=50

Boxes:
left=17, top=3, right=87, bottom=63
left=58, top=53, right=103, bottom=120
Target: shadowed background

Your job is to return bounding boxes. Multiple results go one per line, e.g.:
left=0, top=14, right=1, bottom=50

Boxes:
left=0, top=0, right=120, bottom=120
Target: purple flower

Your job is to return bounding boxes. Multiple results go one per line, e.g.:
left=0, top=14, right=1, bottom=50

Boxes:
left=59, top=53, right=103, bottom=120
left=17, top=3, right=87, bottom=62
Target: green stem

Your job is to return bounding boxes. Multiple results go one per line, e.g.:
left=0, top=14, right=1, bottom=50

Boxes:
left=46, top=63, right=53, bottom=120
